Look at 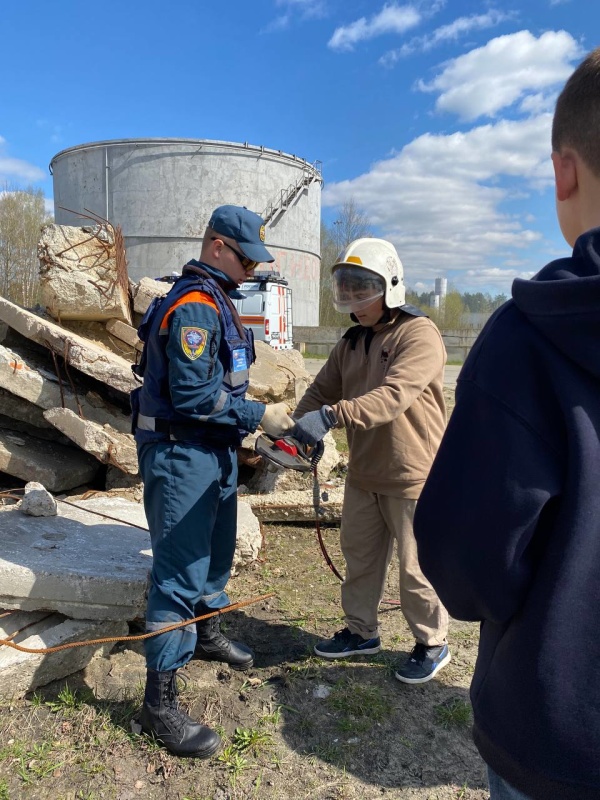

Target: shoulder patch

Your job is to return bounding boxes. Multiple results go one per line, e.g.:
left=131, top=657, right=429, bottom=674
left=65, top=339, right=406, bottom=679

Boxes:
left=181, top=327, right=208, bottom=360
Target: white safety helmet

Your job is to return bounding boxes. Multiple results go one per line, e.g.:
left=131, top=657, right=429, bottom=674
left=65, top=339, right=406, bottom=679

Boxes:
left=332, top=238, right=405, bottom=313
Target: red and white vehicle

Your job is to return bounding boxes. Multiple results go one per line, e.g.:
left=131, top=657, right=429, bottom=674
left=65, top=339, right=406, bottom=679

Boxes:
left=232, top=272, right=293, bottom=350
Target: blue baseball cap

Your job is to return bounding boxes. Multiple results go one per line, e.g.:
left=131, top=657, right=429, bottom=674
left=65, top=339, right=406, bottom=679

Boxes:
left=208, top=205, right=274, bottom=263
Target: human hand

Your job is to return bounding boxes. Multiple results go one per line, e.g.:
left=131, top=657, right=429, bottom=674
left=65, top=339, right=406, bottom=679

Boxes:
left=291, top=406, right=337, bottom=446
left=260, top=402, right=294, bottom=438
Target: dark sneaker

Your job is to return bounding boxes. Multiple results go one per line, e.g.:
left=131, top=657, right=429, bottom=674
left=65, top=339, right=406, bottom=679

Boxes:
left=314, top=627, right=381, bottom=659
left=394, top=642, right=451, bottom=684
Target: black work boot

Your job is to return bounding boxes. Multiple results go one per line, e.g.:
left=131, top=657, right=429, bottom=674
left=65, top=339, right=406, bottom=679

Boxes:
left=139, top=669, right=220, bottom=758
left=194, top=613, right=254, bottom=670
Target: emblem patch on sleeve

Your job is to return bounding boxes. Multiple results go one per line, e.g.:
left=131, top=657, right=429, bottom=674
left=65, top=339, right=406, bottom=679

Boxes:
left=181, top=327, right=208, bottom=360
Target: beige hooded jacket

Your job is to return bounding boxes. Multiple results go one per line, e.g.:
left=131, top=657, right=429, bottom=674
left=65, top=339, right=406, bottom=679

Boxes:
left=295, top=311, right=446, bottom=498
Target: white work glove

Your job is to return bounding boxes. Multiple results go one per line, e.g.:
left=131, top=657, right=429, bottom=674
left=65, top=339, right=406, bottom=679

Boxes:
left=260, top=402, right=295, bottom=438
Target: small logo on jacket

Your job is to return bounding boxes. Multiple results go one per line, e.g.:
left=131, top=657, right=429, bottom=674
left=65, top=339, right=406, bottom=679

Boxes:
left=181, top=327, right=208, bottom=360
left=381, top=348, right=390, bottom=364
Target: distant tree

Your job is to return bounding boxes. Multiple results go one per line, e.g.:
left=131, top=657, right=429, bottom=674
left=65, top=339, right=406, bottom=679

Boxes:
left=490, top=293, right=508, bottom=310
left=319, top=198, right=372, bottom=326
left=440, top=290, right=467, bottom=330
left=0, top=185, right=52, bottom=307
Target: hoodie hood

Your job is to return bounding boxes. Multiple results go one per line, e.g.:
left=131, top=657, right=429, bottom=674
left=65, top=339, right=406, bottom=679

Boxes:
left=512, top=227, right=600, bottom=379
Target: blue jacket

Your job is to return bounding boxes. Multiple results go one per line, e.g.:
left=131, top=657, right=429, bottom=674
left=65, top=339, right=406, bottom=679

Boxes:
left=132, top=260, right=265, bottom=447
left=414, top=228, right=600, bottom=800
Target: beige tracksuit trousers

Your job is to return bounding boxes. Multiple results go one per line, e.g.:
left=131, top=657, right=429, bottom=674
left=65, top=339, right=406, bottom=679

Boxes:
left=341, top=483, right=448, bottom=646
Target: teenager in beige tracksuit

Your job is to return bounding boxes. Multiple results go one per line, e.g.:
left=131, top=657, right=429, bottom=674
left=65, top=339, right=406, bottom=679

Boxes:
left=291, top=238, right=450, bottom=684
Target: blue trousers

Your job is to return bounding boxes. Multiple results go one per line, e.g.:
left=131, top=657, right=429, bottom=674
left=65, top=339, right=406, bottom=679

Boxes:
left=138, top=440, right=238, bottom=672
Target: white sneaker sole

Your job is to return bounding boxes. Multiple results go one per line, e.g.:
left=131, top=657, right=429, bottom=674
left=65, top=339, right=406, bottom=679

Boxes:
left=394, top=651, right=451, bottom=684
left=314, top=644, right=381, bottom=659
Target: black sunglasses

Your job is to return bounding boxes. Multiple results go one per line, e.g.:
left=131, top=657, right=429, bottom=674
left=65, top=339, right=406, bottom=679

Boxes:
left=211, top=237, right=259, bottom=272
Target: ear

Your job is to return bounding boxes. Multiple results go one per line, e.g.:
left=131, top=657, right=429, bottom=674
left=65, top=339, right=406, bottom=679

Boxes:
left=551, top=150, right=578, bottom=202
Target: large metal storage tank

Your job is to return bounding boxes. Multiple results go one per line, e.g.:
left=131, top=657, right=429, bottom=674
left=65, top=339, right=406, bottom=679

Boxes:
left=49, top=138, right=323, bottom=326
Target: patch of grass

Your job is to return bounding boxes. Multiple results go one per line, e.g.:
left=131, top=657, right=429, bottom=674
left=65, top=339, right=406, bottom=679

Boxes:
left=217, top=725, right=272, bottom=781
left=45, top=684, right=94, bottom=715
left=303, top=352, right=329, bottom=360
left=259, top=706, right=282, bottom=726
left=0, top=778, right=9, bottom=800
left=435, top=698, right=472, bottom=729
left=231, top=726, right=272, bottom=756
left=217, top=745, right=250, bottom=778
left=0, top=739, right=27, bottom=761
left=327, top=678, right=392, bottom=734
left=307, top=741, right=341, bottom=764
left=16, top=741, right=66, bottom=785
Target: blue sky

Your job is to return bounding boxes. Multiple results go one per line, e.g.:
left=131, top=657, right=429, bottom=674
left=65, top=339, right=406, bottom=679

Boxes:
left=0, top=0, right=593, bottom=294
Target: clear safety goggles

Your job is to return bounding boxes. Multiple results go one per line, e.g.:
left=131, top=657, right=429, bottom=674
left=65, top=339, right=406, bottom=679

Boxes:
left=332, top=265, right=385, bottom=313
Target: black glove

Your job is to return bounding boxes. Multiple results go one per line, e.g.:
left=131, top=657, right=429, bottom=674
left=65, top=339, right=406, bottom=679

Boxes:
left=291, top=406, right=337, bottom=446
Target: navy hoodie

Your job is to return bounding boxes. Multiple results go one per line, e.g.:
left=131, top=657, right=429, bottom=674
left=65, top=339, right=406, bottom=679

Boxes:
left=414, top=228, right=600, bottom=800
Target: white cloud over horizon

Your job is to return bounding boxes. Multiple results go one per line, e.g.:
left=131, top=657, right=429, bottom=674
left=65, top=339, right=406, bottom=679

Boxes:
left=0, top=136, right=46, bottom=186
left=323, top=29, right=582, bottom=293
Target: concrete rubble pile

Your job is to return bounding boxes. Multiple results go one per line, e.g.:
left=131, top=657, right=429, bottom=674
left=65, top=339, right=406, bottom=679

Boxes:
left=0, top=222, right=344, bottom=698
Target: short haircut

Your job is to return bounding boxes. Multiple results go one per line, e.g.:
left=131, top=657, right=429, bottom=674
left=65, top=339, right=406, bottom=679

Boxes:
left=552, top=47, right=600, bottom=177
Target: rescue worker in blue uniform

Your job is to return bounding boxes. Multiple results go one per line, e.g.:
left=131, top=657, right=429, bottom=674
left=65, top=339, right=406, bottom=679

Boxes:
left=132, top=205, right=294, bottom=758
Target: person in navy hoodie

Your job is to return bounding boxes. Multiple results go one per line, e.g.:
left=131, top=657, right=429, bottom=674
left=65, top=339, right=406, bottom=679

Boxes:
left=413, top=47, right=600, bottom=800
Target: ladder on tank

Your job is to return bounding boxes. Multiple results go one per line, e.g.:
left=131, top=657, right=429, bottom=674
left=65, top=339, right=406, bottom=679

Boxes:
left=284, top=284, right=293, bottom=346
left=262, top=161, right=322, bottom=226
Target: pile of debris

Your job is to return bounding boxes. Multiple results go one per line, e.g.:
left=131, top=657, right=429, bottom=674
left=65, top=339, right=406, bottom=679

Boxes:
left=0, top=221, right=344, bottom=698
left=0, top=221, right=341, bottom=495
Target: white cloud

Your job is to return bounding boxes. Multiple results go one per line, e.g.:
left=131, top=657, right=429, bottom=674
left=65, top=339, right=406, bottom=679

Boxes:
left=417, top=29, right=582, bottom=121
left=264, top=0, right=325, bottom=32
left=322, top=114, right=555, bottom=290
left=275, top=0, right=326, bottom=17
left=380, top=9, right=513, bottom=65
left=328, top=3, right=421, bottom=52
left=0, top=137, right=46, bottom=185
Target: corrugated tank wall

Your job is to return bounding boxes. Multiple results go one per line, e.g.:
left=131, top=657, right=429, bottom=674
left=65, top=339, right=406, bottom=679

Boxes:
left=49, top=138, right=322, bottom=326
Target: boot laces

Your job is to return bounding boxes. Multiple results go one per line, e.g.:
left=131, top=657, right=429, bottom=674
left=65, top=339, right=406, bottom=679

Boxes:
left=163, top=673, right=191, bottom=734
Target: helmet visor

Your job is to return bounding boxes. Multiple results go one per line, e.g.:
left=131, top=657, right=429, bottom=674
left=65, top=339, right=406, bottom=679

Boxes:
left=332, top=265, right=385, bottom=313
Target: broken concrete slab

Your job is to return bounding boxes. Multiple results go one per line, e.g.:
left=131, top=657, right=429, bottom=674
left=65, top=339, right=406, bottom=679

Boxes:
left=105, top=466, right=143, bottom=496
left=38, top=223, right=131, bottom=324
left=0, top=429, right=100, bottom=492
left=0, top=499, right=151, bottom=620
left=0, top=386, right=58, bottom=431
left=0, top=343, right=131, bottom=434
left=0, top=610, right=127, bottom=700
left=248, top=341, right=311, bottom=405
left=244, top=486, right=344, bottom=523
left=233, top=500, right=262, bottom=571
left=132, top=277, right=169, bottom=315
left=106, top=318, right=143, bottom=352
left=0, top=411, right=72, bottom=446
left=0, top=297, right=137, bottom=395
left=43, top=408, right=138, bottom=475
left=70, top=495, right=261, bottom=574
